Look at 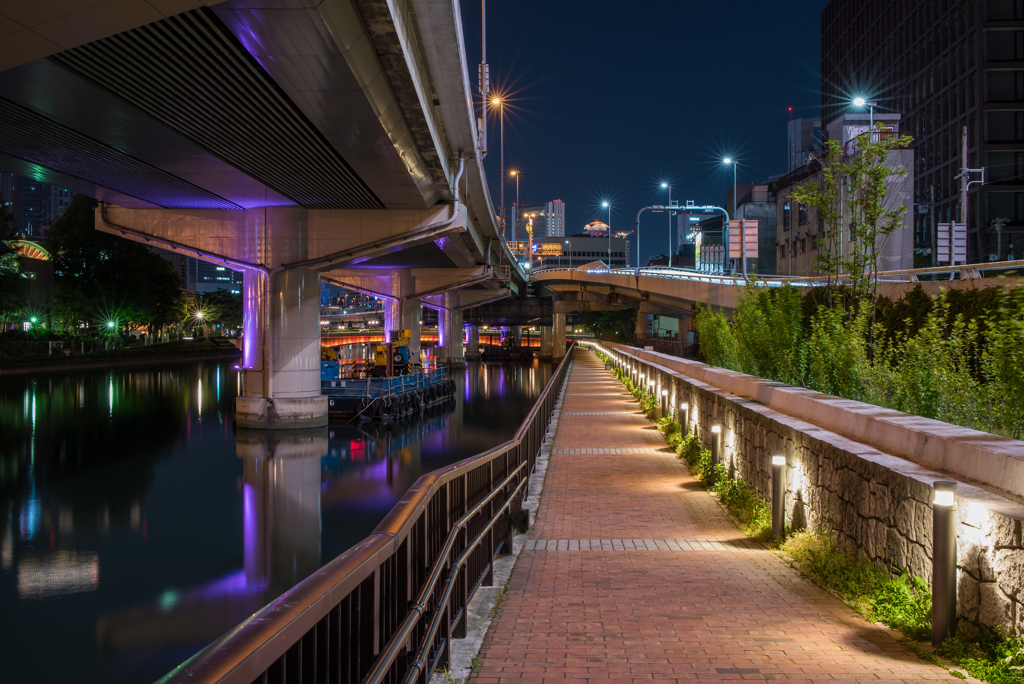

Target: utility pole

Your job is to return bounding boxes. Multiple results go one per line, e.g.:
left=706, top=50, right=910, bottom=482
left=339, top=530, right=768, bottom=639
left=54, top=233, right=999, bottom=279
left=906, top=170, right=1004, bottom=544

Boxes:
left=959, top=125, right=968, bottom=238
left=929, top=185, right=936, bottom=267
left=478, top=0, right=488, bottom=156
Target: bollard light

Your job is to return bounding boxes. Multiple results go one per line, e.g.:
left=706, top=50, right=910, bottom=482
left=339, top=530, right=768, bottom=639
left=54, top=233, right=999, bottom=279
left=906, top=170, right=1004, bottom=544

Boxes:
left=771, top=452, right=786, bottom=539
left=680, top=402, right=690, bottom=433
left=710, top=424, right=722, bottom=486
left=932, top=481, right=958, bottom=646
left=661, top=389, right=668, bottom=417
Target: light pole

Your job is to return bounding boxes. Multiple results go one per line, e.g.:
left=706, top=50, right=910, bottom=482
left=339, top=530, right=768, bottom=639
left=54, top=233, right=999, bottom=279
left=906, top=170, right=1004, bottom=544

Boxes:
left=853, top=97, right=877, bottom=129
left=723, top=158, right=746, bottom=277
left=602, top=201, right=611, bottom=267
left=493, top=97, right=505, bottom=239
left=510, top=170, right=520, bottom=241
left=661, top=182, right=674, bottom=267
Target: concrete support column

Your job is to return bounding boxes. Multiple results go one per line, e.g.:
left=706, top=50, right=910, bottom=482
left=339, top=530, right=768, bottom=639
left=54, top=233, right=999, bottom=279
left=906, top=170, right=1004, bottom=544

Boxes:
left=446, top=308, right=465, bottom=366
left=510, top=325, right=522, bottom=345
left=401, top=299, right=421, bottom=365
left=539, top=326, right=553, bottom=359
left=466, top=325, right=481, bottom=360
left=553, top=313, right=566, bottom=361
left=237, top=269, right=328, bottom=429
left=435, top=307, right=449, bottom=363
left=636, top=312, right=654, bottom=340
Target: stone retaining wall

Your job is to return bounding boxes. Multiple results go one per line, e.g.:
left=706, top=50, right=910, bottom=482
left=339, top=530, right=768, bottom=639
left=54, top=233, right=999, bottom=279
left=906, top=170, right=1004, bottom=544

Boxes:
left=601, top=342, right=1024, bottom=639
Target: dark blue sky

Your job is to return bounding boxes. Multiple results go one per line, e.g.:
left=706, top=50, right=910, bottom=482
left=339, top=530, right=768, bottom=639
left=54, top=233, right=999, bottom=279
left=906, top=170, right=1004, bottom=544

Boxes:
left=459, top=0, right=830, bottom=263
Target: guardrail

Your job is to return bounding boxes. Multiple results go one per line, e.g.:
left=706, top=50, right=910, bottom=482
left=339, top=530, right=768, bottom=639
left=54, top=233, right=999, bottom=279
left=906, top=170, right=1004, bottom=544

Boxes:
left=159, top=347, right=575, bottom=684
left=533, top=259, right=1024, bottom=288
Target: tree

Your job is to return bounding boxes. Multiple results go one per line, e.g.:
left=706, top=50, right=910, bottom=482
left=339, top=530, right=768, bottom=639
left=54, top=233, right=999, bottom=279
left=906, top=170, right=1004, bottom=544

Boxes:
left=579, top=309, right=637, bottom=342
left=792, top=125, right=913, bottom=305
left=0, top=203, right=27, bottom=324
left=47, top=195, right=185, bottom=335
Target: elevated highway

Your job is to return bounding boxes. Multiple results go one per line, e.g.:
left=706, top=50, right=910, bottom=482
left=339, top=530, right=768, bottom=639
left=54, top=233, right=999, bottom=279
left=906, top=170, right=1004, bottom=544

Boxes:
left=533, top=262, right=1024, bottom=339
left=1, top=0, right=524, bottom=426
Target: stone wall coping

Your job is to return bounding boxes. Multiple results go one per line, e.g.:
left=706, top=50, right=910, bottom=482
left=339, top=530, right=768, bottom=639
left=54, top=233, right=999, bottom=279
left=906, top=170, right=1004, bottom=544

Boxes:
left=604, top=342, right=1024, bottom=520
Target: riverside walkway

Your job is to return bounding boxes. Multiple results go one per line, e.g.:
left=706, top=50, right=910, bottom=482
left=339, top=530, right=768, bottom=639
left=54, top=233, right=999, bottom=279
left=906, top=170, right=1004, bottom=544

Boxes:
left=471, top=350, right=955, bottom=683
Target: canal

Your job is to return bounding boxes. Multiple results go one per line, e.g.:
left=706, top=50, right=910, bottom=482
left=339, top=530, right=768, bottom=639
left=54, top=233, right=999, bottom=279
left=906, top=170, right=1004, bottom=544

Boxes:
left=0, top=359, right=552, bottom=684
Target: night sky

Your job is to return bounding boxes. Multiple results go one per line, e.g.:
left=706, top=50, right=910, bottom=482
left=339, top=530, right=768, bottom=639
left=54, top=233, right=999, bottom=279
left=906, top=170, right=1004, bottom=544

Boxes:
left=459, top=0, right=831, bottom=263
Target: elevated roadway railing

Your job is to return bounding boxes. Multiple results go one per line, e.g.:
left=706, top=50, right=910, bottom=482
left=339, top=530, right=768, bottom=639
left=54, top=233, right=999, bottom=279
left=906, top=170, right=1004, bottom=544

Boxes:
left=158, top=347, right=575, bottom=684
left=534, top=257, right=1024, bottom=288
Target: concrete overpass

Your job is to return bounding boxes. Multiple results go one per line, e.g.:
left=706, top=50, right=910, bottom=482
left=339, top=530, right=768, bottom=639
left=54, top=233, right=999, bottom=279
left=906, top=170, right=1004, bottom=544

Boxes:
left=0, top=0, right=526, bottom=427
left=533, top=263, right=1024, bottom=340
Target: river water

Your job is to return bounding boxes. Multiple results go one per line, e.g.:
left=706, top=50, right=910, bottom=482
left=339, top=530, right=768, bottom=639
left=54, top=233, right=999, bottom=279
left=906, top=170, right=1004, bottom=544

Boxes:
left=0, top=359, right=551, bottom=683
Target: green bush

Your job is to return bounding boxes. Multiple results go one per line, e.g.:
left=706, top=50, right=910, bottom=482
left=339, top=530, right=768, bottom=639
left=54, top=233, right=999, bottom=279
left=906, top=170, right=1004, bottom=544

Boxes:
left=711, top=469, right=772, bottom=540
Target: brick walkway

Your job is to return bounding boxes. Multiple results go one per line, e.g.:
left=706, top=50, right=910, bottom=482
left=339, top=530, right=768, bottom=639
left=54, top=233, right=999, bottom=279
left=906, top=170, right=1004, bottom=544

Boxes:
left=471, top=351, right=956, bottom=683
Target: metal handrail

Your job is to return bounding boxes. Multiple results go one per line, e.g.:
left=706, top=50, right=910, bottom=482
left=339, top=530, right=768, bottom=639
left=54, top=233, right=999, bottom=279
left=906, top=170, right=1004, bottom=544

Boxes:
left=158, top=345, right=576, bottom=684
left=399, top=474, right=529, bottom=684
left=362, top=461, right=528, bottom=683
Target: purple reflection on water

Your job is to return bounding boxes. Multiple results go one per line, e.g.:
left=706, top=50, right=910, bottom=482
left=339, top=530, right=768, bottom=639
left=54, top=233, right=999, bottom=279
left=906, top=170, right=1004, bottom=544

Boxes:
left=242, top=484, right=261, bottom=584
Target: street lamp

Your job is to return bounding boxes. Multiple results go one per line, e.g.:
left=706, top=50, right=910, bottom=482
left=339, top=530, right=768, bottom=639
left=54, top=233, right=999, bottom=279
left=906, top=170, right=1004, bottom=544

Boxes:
left=492, top=97, right=506, bottom=239
left=511, top=170, right=520, bottom=240
left=853, top=97, right=877, bottom=128
left=661, top=182, right=673, bottom=268
left=602, top=201, right=611, bottom=267
left=723, top=158, right=746, bottom=277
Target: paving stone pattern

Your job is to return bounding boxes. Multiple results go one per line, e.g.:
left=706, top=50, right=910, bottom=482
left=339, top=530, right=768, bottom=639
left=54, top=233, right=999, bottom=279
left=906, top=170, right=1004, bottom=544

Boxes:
left=472, top=351, right=956, bottom=683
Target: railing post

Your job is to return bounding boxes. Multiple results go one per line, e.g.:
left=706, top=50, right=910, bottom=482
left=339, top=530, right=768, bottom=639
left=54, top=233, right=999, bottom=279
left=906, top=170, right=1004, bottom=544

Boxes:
left=484, top=459, right=495, bottom=584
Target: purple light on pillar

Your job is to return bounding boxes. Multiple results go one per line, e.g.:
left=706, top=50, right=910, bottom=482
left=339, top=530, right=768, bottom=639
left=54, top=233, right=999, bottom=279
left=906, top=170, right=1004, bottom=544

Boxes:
left=242, top=270, right=263, bottom=371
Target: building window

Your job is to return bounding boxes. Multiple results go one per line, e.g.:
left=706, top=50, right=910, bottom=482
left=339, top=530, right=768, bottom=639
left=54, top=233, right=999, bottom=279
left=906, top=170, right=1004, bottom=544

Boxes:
left=987, top=0, right=1024, bottom=21
left=798, top=203, right=808, bottom=225
left=985, top=111, right=1024, bottom=142
left=783, top=201, right=791, bottom=229
left=985, top=29, right=1024, bottom=61
left=985, top=69, right=1024, bottom=102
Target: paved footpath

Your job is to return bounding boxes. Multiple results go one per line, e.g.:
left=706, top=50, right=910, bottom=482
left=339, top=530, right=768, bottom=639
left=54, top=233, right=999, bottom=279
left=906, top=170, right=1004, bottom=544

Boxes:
left=471, top=350, right=956, bottom=683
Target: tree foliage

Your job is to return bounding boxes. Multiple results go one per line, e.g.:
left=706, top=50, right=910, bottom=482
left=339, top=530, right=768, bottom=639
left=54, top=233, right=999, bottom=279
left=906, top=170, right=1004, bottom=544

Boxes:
left=0, top=202, right=26, bottom=323
left=46, top=195, right=185, bottom=334
left=792, top=125, right=913, bottom=303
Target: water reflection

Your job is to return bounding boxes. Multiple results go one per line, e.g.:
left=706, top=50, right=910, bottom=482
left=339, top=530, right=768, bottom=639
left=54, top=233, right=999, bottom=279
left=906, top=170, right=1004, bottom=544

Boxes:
left=0, top=359, right=550, bottom=683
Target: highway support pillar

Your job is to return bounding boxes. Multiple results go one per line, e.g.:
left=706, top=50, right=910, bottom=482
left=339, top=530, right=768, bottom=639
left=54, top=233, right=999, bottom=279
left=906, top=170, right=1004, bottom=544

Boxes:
left=236, top=268, right=328, bottom=429
left=553, top=313, right=566, bottom=361
left=442, top=292, right=465, bottom=366
left=539, top=326, right=553, bottom=359
left=466, top=325, right=481, bottom=360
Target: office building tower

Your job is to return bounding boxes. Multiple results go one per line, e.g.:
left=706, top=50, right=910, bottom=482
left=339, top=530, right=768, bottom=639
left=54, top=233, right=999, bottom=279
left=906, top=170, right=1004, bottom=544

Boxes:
left=821, top=0, right=1024, bottom=262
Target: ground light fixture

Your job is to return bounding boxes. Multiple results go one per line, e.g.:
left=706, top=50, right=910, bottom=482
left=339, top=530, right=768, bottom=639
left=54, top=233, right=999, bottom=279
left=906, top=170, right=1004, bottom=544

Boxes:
left=661, top=389, right=669, bottom=417
left=710, top=424, right=722, bottom=485
left=771, top=453, right=787, bottom=538
left=932, top=481, right=958, bottom=645
left=680, top=402, right=689, bottom=430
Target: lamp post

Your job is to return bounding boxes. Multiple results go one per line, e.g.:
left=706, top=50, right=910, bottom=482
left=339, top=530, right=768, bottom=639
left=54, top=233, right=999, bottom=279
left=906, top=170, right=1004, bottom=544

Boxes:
left=602, top=201, right=611, bottom=267
left=932, top=481, right=958, bottom=646
left=723, top=158, right=746, bottom=277
left=493, top=97, right=505, bottom=239
left=853, top=97, right=877, bottom=129
left=771, top=452, right=786, bottom=538
left=661, top=182, right=673, bottom=268
left=511, top=170, right=520, bottom=241
left=710, top=424, right=722, bottom=486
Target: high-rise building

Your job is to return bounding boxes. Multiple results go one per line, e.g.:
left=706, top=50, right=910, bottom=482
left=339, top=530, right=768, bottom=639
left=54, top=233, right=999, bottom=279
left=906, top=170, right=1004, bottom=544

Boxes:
left=514, top=200, right=566, bottom=241
left=787, top=117, right=822, bottom=172
left=189, top=259, right=243, bottom=294
left=0, top=172, right=51, bottom=236
left=40, top=186, right=73, bottom=232
left=821, top=0, right=1024, bottom=262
